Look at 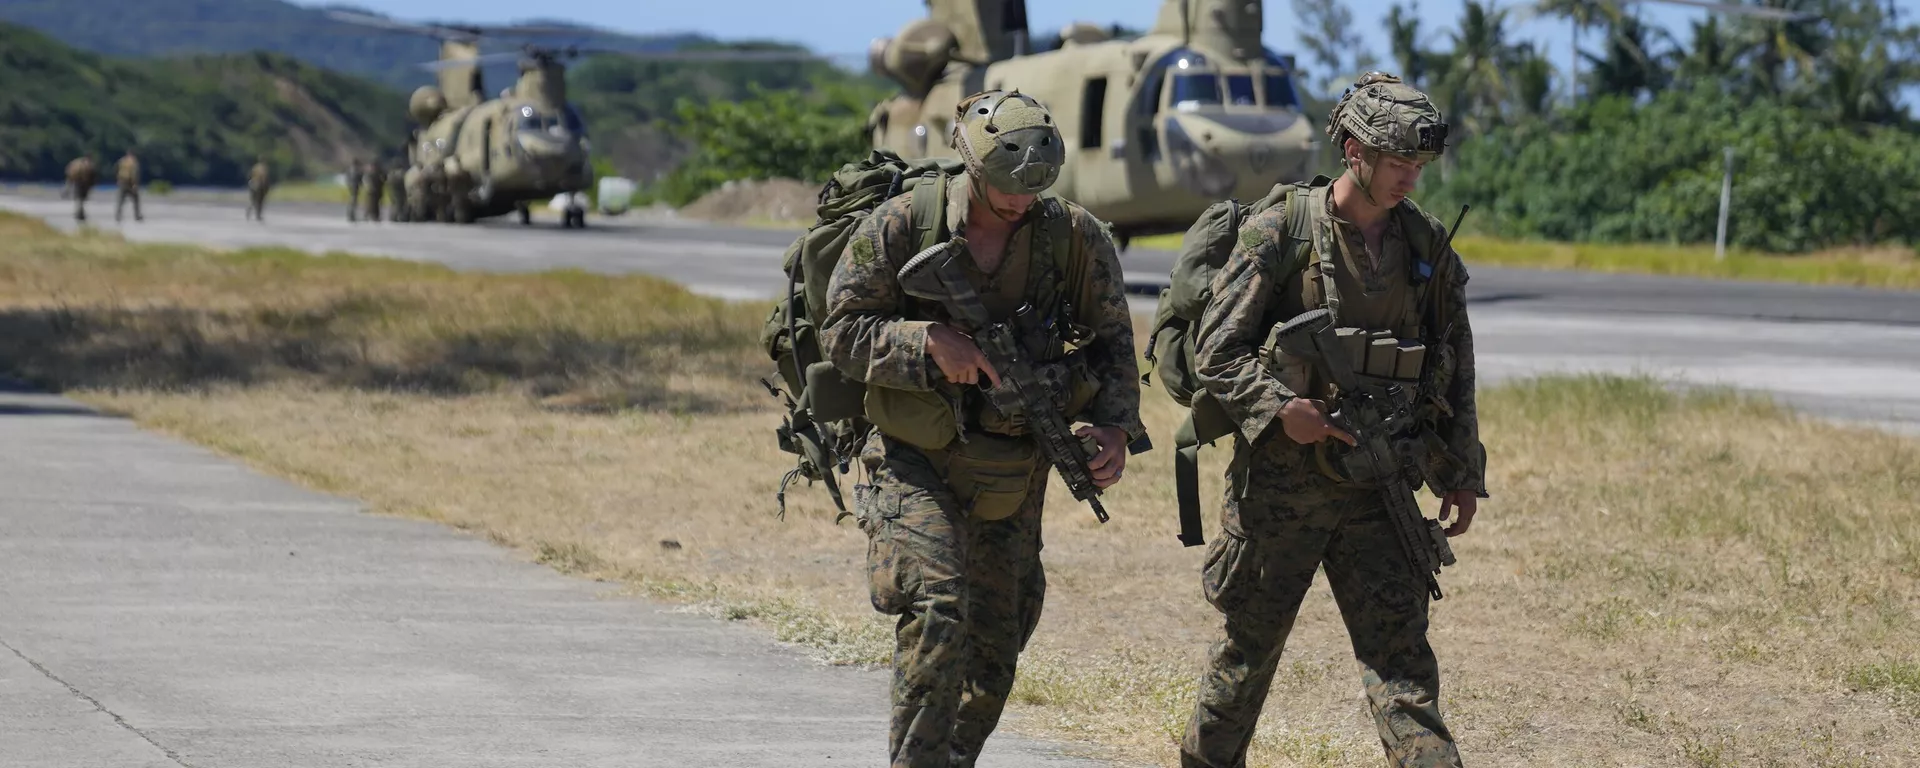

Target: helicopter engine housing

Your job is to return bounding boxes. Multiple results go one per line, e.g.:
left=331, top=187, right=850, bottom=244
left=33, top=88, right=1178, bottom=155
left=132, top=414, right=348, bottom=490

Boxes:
left=868, top=19, right=957, bottom=99
left=409, top=86, right=449, bottom=125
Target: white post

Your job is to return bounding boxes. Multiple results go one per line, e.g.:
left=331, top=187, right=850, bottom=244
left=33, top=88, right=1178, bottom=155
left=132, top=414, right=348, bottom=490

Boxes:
left=1715, top=146, right=1733, bottom=261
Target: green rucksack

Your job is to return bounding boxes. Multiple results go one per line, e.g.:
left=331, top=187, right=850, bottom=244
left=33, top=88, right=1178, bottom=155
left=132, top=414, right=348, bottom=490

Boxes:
left=1144, top=175, right=1454, bottom=547
left=761, top=149, right=965, bottom=518
left=1142, top=179, right=1315, bottom=546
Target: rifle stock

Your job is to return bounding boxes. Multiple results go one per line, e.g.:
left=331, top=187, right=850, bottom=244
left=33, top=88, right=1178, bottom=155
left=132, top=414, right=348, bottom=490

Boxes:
left=898, top=240, right=1111, bottom=523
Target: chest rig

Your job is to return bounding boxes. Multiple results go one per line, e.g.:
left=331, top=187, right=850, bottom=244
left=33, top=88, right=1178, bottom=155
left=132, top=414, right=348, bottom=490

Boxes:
left=1258, top=184, right=1455, bottom=488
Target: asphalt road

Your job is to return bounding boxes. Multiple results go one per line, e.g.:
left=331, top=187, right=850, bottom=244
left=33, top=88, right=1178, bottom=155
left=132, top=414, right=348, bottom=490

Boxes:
left=0, top=377, right=1120, bottom=767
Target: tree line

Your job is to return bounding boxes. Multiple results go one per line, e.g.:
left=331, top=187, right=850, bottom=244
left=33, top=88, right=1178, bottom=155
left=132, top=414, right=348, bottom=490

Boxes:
left=1285, top=0, right=1920, bottom=251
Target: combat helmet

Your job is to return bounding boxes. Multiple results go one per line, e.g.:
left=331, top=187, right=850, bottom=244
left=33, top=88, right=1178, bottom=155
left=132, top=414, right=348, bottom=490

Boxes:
left=1326, top=72, right=1449, bottom=163
left=949, top=89, right=1064, bottom=195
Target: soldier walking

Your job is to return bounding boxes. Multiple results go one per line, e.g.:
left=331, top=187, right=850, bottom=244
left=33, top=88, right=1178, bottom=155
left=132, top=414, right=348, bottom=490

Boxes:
left=362, top=159, right=387, bottom=223
left=63, top=154, right=98, bottom=222
left=246, top=157, right=272, bottom=222
left=1180, top=72, right=1486, bottom=768
left=114, top=149, right=143, bottom=223
left=444, top=157, right=474, bottom=224
left=387, top=164, right=409, bottom=223
left=346, top=158, right=365, bottom=222
left=820, top=90, right=1145, bottom=768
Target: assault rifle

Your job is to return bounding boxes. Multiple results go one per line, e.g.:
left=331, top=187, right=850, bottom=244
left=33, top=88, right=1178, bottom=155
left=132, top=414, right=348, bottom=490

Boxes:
left=896, top=237, right=1111, bottom=523
left=1268, top=308, right=1457, bottom=600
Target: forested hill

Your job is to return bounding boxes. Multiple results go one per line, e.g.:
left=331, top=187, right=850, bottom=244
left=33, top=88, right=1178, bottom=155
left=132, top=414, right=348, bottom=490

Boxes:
left=0, top=23, right=409, bottom=185
left=0, top=0, right=696, bottom=90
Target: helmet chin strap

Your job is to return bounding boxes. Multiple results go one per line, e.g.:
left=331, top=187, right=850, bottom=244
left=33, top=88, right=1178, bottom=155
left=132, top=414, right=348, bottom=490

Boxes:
left=1345, top=149, right=1386, bottom=209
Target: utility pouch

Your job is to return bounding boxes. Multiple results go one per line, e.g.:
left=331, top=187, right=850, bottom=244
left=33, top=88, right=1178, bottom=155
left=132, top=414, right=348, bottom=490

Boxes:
left=866, top=386, right=958, bottom=452
left=856, top=483, right=917, bottom=615
left=938, top=432, right=1042, bottom=521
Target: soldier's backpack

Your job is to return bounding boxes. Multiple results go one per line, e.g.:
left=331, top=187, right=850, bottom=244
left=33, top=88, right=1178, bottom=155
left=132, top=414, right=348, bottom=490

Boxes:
left=1142, top=175, right=1454, bottom=547
left=1142, top=179, right=1312, bottom=546
left=761, top=149, right=965, bottom=518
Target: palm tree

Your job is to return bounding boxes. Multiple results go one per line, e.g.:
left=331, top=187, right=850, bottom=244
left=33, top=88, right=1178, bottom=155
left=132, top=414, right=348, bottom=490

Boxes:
left=1388, top=3, right=1434, bottom=86
left=1582, top=13, right=1676, bottom=98
left=1437, top=0, right=1530, bottom=136
left=1673, top=15, right=1741, bottom=85
left=1528, top=0, right=1624, bottom=102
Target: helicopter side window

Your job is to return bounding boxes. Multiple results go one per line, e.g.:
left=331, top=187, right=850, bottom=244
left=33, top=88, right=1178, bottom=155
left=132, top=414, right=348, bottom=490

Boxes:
left=563, top=105, right=587, bottom=136
left=1080, top=76, right=1107, bottom=150
left=1226, top=75, right=1257, bottom=106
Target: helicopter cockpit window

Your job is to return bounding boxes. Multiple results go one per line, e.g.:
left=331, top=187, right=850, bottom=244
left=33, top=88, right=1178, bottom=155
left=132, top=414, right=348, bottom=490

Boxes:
left=1170, top=71, right=1222, bottom=111
left=1226, top=75, right=1257, bottom=106
left=562, top=105, right=586, bottom=136
left=1261, top=51, right=1303, bottom=109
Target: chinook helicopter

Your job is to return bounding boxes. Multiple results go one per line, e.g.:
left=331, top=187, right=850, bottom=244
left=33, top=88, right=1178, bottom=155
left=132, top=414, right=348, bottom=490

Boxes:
left=867, top=0, right=1314, bottom=245
left=328, top=10, right=828, bottom=228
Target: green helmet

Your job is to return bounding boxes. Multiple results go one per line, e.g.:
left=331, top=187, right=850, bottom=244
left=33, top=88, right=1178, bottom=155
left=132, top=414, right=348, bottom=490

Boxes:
left=949, top=89, right=1064, bottom=195
left=1326, top=72, right=1449, bottom=161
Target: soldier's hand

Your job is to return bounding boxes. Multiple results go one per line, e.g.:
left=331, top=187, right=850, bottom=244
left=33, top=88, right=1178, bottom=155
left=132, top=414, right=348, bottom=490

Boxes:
left=1439, top=491, right=1478, bottom=537
left=926, top=324, right=1002, bottom=389
left=1278, top=398, right=1357, bottom=446
left=1077, top=425, right=1129, bottom=489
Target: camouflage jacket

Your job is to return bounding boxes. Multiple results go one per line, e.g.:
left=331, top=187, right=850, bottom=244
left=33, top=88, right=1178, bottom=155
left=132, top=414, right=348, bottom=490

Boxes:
left=1194, top=191, right=1487, bottom=497
left=821, top=173, right=1146, bottom=445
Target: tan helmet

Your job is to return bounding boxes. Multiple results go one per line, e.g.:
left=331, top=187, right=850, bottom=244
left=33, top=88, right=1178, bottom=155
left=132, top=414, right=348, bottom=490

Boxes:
left=949, top=89, right=1064, bottom=195
left=1326, top=72, right=1449, bottom=162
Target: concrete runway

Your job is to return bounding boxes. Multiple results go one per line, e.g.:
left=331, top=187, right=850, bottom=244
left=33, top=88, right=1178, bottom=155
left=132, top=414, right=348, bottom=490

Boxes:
left=0, top=190, right=1914, bottom=766
left=0, top=380, right=1115, bottom=768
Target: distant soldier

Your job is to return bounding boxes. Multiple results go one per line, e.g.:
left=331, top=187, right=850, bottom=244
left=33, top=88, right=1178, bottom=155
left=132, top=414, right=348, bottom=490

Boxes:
left=362, top=159, right=387, bottom=223
left=63, top=154, right=98, bottom=222
left=404, top=164, right=430, bottom=223
left=424, top=161, right=449, bottom=223
left=444, top=157, right=474, bottom=224
left=346, top=158, right=365, bottom=222
left=114, top=149, right=143, bottom=223
left=387, top=166, right=409, bottom=223
left=246, top=157, right=272, bottom=222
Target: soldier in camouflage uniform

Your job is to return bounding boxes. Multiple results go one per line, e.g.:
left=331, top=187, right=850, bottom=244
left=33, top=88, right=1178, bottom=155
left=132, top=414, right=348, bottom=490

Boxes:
left=346, top=159, right=364, bottom=222
left=114, top=150, right=143, bottom=223
left=63, top=154, right=97, bottom=222
left=246, top=157, right=272, bottom=222
left=387, top=163, right=409, bottom=223
left=820, top=90, right=1144, bottom=768
left=1180, top=73, right=1487, bottom=768
left=362, top=159, right=387, bottom=223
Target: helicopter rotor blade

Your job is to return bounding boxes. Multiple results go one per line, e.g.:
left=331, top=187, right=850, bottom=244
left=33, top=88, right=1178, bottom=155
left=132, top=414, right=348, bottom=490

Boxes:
left=418, top=52, right=531, bottom=71
left=1625, top=0, right=1819, bottom=21
left=326, top=10, right=483, bottom=41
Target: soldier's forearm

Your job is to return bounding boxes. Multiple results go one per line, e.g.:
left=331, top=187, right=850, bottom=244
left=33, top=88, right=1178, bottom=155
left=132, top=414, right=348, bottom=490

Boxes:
left=821, top=316, right=936, bottom=392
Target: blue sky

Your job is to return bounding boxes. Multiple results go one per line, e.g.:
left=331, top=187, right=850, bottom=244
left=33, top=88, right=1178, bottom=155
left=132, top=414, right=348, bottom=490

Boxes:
left=324, top=0, right=1918, bottom=97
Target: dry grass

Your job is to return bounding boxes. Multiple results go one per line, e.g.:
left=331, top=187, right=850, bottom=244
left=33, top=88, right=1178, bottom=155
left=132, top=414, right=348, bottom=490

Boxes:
left=2, top=213, right=1917, bottom=767
left=1130, top=231, right=1920, bottom=290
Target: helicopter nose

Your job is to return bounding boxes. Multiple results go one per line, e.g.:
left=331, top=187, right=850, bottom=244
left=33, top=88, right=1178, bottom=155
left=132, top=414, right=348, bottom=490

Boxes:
left=1163, top=112, right=1312, bottom=198
left=1162, top=116, right=1237, bottom=199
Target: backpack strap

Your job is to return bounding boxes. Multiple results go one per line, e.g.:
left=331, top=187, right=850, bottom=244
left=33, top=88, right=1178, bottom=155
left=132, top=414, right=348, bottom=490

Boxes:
left=910, top=171, right=948, bottom=254
left=1303, top=183, right=1342, bottom=325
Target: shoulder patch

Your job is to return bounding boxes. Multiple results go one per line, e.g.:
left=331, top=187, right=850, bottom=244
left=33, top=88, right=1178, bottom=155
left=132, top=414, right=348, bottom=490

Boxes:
left=850, top=236, right=876, bottom=266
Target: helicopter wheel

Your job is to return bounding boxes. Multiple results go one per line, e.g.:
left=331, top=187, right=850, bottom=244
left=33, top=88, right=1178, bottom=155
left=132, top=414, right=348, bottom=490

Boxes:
left=517, top=204, right=531, bottom=226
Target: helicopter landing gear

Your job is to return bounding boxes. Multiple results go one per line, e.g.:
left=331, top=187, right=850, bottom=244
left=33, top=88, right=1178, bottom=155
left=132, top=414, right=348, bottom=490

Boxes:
left=561, top=205, right=587, bottom=229
left=516, top=203, right=532, bottom=226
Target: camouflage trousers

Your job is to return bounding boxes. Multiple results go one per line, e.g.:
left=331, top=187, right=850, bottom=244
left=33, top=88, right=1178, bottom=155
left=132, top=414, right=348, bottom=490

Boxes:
left=856, top=432, right=1048, bottom=768
left=246, top=188, right=268, bottom=220
left=1181, top=490, right=1460, bottom=768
